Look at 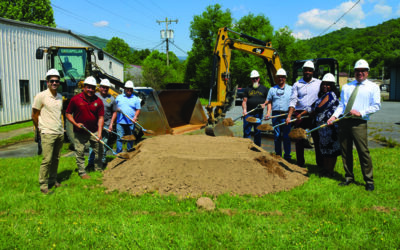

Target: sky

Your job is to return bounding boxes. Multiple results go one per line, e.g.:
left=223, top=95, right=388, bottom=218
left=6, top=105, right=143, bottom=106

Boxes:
left=52, top=0, right=400, bottom=57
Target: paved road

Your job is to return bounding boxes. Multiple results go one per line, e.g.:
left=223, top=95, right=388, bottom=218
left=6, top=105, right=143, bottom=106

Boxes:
left=1, top=101, right=399, bottom=158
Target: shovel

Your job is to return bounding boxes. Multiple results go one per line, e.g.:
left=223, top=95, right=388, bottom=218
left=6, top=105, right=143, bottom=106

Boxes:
left=231, top=105, right=263, bottom=122
left=289, top=113, right=349, bottom=140
left=104, top=126, right=135, bottom=141
left=273, top=115, right=309, bottom=129
left=118, top=109, right=155, bottom=135
left=80, top=125, right=129, bottom=160
left=264, top=113, right=288, bottom=120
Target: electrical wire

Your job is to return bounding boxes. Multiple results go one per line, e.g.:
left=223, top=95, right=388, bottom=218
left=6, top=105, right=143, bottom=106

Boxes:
left=317, top=0, right=361, bottom=37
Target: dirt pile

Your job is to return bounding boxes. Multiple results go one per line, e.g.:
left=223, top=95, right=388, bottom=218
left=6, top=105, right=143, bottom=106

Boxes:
left=103, top=135, right=308, bottom=198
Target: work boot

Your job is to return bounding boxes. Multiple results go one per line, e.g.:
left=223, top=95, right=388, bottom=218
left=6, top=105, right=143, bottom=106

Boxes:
left=85, top=164, right=95, bottom=172
left=49, top=182, right=61, bottom=188
left=81, top=174, right=91, bottom=180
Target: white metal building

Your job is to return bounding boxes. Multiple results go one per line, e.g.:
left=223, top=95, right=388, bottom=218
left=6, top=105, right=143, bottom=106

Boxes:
left=0, top=17, right=124, bottom=125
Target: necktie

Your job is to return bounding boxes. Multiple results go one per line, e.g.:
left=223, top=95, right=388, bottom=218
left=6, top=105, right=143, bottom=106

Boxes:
left=344, top=82, right=360, bottom=114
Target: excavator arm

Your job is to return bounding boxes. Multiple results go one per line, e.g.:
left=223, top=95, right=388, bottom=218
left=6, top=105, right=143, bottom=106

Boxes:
left=206, top=27, right=282, bottom=128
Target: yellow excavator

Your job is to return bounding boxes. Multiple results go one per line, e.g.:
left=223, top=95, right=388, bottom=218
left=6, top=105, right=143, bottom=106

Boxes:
left=206, top=27, right=282, bottom=136
left=35, top=46, right=207, bottom=146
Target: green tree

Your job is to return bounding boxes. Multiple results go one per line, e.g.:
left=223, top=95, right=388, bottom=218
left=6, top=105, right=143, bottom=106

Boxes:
left=130, top=49, right=151, bottom=65
left=230, top=14, right=274, bottom=88
left=184, top=4, right=233, bottom=96
left=142, top=50, right=184, bottom=89
left=0, top=0, right=55, bottom=27
left=104, top=37, right=131, bottom=65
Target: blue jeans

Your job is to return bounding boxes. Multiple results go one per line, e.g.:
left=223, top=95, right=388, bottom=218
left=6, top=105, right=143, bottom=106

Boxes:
left=88, top=130, right=110, bottom=165
left=272, top=111, right=291, bottom=159
left=116, top=123, right=135, bottom=153
left=243, top=112, right=263, bottom=146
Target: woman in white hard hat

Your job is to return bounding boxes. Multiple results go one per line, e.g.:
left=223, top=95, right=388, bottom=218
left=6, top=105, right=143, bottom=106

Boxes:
left=310, top=73, right=341, bottom=177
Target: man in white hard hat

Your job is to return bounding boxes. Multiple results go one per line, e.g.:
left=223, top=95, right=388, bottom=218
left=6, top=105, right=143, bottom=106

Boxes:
left=286, top=60, right=322, bottom=168
left=87, top=79, right=117, bottom=170
left=327, top=59, right=380, bottom=191
left=265, top=68, right=292, bottom=160
left=115, top=80, right=141, bottom=153
left=242, top=70, right=269, bottom=146
left=66, top=76, right=105, bottom=179
left=32, top=69, right=64, bottom=194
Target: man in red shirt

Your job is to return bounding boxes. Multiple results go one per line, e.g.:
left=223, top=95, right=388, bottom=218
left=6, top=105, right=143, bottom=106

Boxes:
left=66, top=76, right=104, bottom=179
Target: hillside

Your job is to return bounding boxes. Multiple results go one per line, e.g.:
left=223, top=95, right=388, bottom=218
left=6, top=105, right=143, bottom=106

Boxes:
left=299, top=17, right=400, bottom=77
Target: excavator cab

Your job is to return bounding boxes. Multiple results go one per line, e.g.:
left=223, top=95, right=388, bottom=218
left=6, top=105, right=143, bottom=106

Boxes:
left=292, top=58, right=339, bottom=89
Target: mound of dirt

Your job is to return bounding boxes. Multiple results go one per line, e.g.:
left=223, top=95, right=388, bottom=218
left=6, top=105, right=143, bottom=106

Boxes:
left=103, top=135, right=308, bottom=198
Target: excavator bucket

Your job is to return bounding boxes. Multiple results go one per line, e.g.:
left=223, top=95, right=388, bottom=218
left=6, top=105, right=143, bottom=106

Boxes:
left=134, top=88, right=207, bottom=135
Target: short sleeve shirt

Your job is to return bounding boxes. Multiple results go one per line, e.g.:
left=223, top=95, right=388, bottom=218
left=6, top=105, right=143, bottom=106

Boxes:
left=116, top=94, right=141, bottom=124
left=65, top=92, right=104, bottom=133
left=244, top=84, right=269, bottom=115
left=32, top=89, right=63, bottom=134
left=267, top=84, right=292, bottom=111
left=96, top=92, right=116, bottom=127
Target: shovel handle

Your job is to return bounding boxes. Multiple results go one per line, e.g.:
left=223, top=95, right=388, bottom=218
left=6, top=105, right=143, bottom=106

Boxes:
left=264, top=113, right=287, bottom=120
left=306, top=113, right=350, bottom=134
left=118, top=109, right=147, bottom=132
left=273, top=116, right=309, bottom=129
left=80, top=125, right=114, bottom=152
left=233, top=105, right=263, bottom=122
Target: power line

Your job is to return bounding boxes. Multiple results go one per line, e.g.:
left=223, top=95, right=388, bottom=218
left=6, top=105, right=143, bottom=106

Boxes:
left=169, top=41, right=187, bottom=55
left=318, top=0, right=361, bottom=37
left=157, top=17, right=178, bottom=66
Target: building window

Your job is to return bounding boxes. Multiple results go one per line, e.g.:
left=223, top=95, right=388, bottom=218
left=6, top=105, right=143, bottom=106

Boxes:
left=109, top=61, right=112, bottom=69
left=0, top=79, right=3, bottom=108
left=40, top=80, right=47, bottom=91
left=19, top=80, right=30, bottom=104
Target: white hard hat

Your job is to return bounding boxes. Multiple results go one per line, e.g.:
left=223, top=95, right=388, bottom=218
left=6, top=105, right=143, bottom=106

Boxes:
left=354, top=59, right=369, bottom=70
left=276, top=68, right=287, bottom=77
left=83, top=76, right=97, bottom=86
left=125, top=80, right=134, bottom=89
left=100, top=78, right=111, bottom=87
left=46, top=69, right=60, bottom=79
left=322, top=73, right=336, bottom=83
left=250, top=70, right=260, bottom=78
left=302, top=61, right=315, bottom=70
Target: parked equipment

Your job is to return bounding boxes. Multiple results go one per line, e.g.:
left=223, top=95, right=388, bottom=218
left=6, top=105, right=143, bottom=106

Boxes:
left=206, top=27, right=282, bottom=136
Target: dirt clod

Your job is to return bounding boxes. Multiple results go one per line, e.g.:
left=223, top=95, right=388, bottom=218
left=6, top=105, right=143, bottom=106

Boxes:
left=289, top=128, right=307, bottom=140
left=257, top=124, right=273, bottom=131
left=222, top=118, right=234, bottom=126
left=246, top=117, right=259, bottom=123
left=196, top=197, right=215, bottom=211
left=103, top=135, right=308, bottom=198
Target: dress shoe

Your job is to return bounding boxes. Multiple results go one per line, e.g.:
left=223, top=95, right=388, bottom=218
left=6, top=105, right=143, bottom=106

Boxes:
left=365, top=183, right=375, bottom=191
left=339, top=180, right=354, bottom=186
left=40, top=188, right=49, bottom=194
left=81, top=174, right=91, bottom=180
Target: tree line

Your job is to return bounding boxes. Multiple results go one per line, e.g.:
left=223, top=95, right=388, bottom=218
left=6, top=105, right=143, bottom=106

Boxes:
left=2, top=1, right=400, bottom=95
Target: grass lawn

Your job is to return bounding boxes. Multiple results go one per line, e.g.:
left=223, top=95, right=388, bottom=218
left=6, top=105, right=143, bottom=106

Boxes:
left=0, top=148, right=399, bottom=248
left=0, top=121, right=32, bottom=133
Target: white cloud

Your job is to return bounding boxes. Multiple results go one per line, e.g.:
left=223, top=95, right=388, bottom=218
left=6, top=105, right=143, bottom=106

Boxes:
left=294, top=1, right=366, bottom=38
left=93, top=21, right=109, bottom=27
left=292, top=30, right=312, bottom=40
left=396, top=3, right=400, bottom=16
left=231, top=5, right=249, bottom=15
left=372, top=4, right=392, bottom=18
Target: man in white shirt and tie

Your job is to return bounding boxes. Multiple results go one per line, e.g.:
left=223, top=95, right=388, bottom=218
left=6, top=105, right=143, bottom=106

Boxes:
left=328, top=59, right=381, bottom=191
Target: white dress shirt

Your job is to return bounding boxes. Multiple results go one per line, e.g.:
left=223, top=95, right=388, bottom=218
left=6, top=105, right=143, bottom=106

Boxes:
left=289, top=77, right=321, bottom=112
left=333, top=79, right=381, bottom=120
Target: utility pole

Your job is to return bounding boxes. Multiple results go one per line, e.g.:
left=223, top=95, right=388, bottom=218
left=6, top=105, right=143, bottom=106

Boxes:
left=157, top=17, right=178, bottom=66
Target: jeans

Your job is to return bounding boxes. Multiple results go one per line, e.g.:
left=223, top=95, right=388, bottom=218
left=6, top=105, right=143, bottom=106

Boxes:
left=88, top=130, right=110, bottom=165
left=116, top=123, right=135, bottom=153
left=243, top=112, right=263, bottom=146
left=271, top=111, right=291, bottom=159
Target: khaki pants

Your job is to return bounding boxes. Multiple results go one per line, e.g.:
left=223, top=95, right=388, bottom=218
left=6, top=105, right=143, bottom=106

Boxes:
left=74, top=131, right=103, bottom=176
left=339, top=119, right=373, bottom=184
left=39, top=133, right=64, bottom=189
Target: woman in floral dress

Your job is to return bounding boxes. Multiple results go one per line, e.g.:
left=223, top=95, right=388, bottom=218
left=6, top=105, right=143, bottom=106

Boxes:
left=313, top=73, right=341, bottom=176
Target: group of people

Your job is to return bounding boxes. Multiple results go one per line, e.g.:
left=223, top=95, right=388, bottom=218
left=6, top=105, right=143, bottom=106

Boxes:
left=242, top=59, right=380, bottom=191
left=32, top=69, right=141, bottom=194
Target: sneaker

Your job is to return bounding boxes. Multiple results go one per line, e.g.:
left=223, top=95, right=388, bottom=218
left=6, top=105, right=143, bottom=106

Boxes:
left=81, top=174, right=91, bottom=180
left=365, top=183, right=375, bottom=191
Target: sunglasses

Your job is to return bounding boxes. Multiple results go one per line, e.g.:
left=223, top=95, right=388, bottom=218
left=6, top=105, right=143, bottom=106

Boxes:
left=355, top=69, right=368, bottom=73
left=251, top=78, right=259, bottom=81
left=49, top=80, right=60, bottom=83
